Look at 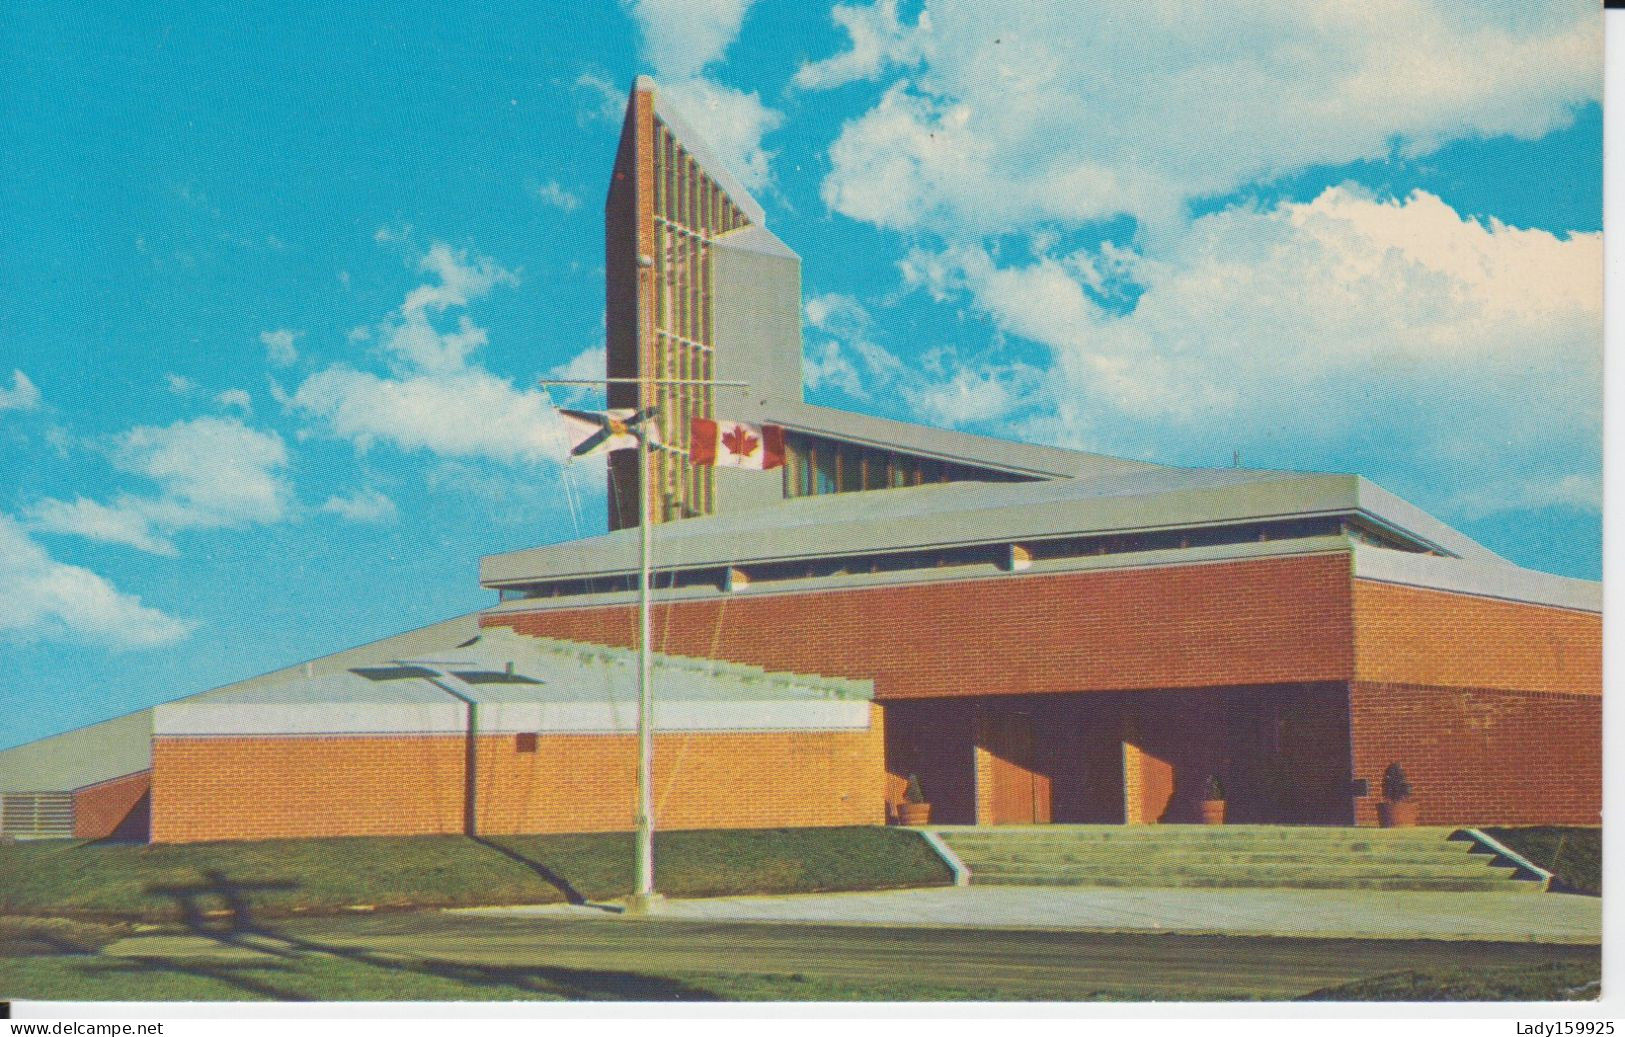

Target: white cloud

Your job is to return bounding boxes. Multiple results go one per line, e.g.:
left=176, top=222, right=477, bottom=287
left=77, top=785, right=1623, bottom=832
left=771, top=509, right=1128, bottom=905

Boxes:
left=804, top=293, right=890, bottom=398
left=814, top=1, right=1600, bottom=236
left=532, top=344, right=618, bottom=419
left=536, top=181, right=581, bottom=211
left=379, top=312, right=492, bottom=376
left=802, top=292, right=1035, bottom=427
left=319, top=488, right=399, bottom=524
left=28, top=416, right=293, bottom=555
left=373, top=223, right=412, bottom=243
left=805, top=293, right=869, bottom=336
left=1451, top=473, right=1601, bottom=520
left=216, top=388, right=253, bottom=414
left=288, top=240, right=570, bottom=468
left=803, top=339, right=868, bottom=398
left=658, top=78, right=783, bottom=193
left=353, top=244, right=521, bottom=376
left=26, top=497, right=178, bottom=556
left=617, top=0, right=781, bottom=192
left=401, top=243, right=519, bottom=318
left=0, top=370, right=41, bottom=412
left=42, top=426, right=74, bottom=457
left=115, top=417, right=291, bottom=527
left=902, top=187, right=1600, bottom=509
left=546, top=345, right=607, bottom=383
left=0, top=514, right=193, bottom=648
left=573, top=72, right=628, bottom=125
left=903, top=351, right=1043, bottom=427
left=290, top=367, right=569, bottom=464
left=793, top=0, right=930, bottom=90
left=806, top=333, right=1037, bottom=427
left=426, top=459, right=603, bottom=528
left=163, top=373, right=197, bottom=395
left=625, top=0, right=759, bottom=79
left=260, top=329, right=301, bottom=367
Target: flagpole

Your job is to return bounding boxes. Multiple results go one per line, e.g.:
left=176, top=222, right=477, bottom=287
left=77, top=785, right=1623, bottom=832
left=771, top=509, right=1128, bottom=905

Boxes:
left=629, top=249, right=659, bottom=916
left=539, top=373, right=748, bottom=918
left=634, top=413, right=656, bottom=911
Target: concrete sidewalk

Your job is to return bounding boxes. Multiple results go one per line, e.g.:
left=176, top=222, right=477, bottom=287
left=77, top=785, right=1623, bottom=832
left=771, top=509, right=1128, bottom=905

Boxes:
left=457, top=885, right=1601, bottom=944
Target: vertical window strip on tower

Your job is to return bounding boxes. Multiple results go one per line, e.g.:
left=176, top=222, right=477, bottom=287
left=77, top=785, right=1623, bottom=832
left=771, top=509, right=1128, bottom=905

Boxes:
left=648, top=117, right=746, bottom=522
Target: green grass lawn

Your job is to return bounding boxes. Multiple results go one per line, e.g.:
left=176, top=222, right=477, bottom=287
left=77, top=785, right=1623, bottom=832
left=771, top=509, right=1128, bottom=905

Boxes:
left=0, top=827, right=950, bottom=921
left=1482, top=827, right=1601, bottom=895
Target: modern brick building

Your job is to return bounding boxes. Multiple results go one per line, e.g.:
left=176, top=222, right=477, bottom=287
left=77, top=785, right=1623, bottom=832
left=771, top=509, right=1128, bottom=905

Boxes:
left=0, top=78, right=1599, bottom=841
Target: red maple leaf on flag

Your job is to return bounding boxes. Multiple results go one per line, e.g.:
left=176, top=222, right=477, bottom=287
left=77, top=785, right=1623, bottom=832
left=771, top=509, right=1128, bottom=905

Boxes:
left=722, top=424, right=760, bottom=458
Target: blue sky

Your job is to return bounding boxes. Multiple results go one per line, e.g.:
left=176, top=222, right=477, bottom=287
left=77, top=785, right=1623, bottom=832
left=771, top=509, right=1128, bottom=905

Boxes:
left=0, top=1, right=1602, bottom=748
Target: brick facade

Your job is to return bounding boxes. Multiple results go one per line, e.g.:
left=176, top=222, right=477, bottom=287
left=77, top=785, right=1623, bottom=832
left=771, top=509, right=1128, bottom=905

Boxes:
left=73, top=770, right=151, bottom=840
left=152, top=735, right=467, bottom=843
left=139, top=554, right=1598, bottom=840
left=1349, top=682, right=1601, bottom=827
left=150, top=709, right=884, bottom=844
left=483, top=555, right=1599, bottom=828
left=487, top=554, right=1357, bottom=698
left=1352, top=580, right=1600, bottom=695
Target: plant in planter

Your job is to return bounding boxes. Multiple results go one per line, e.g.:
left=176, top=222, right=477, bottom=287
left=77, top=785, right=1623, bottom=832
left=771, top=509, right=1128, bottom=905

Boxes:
left=896, top=773, right=932, bottom=826
left=1376, top=762, right=1418, bottom=827
left=1200, top=774, right=1226, bottom=825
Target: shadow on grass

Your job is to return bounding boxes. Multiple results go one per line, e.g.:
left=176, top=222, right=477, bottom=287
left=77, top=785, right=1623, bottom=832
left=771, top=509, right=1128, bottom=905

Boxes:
left=1, top=931, right=102, bottom=957
left=469, top=837, right=593, bottom=907
left=84, top=955, right=314, bottom=1001
left=120, top=868, right=712, bottom=1001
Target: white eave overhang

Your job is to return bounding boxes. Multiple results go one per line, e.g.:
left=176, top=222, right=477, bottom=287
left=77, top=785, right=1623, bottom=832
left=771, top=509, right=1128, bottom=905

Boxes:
left=482, top=472, right=1407, bottom=587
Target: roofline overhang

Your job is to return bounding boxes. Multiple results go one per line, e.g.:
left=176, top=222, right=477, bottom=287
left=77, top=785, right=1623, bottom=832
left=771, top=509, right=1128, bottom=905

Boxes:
left=481, top=473, right=1397, bottom=586
left=483, top=537, right=1358, bottom=615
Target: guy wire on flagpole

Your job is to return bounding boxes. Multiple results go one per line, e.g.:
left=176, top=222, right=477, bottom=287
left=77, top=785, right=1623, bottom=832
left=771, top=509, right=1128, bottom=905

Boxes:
left=537, top=372, right=749, bottom=916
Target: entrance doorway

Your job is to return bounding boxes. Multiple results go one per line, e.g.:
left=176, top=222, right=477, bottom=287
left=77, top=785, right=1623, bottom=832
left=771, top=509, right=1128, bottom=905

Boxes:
left=982, top=712, right=1051, bottom=824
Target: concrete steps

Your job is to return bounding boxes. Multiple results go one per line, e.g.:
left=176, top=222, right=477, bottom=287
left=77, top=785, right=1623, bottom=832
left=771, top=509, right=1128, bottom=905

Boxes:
left=934, top=825, right=1546, bottom=893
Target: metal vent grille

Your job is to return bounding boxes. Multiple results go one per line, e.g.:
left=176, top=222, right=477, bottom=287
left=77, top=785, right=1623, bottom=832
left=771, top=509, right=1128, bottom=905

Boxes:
left=0, top=793, right=74, bottom=838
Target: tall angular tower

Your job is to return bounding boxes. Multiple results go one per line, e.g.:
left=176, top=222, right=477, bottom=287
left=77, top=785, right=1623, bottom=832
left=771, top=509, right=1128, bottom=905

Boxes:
left=604, top=77, right=804, bottom=530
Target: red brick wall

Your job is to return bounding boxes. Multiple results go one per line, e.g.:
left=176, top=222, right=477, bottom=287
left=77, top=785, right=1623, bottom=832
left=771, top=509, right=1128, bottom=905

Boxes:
left=73, top=770, right=151, bottom=840
left=1349, top=681, right=1601, bottom=826
left=150, top=712, right=884, bottom=843
left=477, top=707, right=884, bottom=835
left=152, top=735, right=467, bottom=843
left=487, top=554, right=1356, bottom=699
left=1353, top=580, right=1600, bottom=695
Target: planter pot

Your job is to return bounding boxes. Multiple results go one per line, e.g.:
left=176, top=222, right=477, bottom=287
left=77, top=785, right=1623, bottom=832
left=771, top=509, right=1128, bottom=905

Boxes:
left=1377, top=800, right=1418, bottom=828
left=1199, top=800, right=1226, bottom=825
left=896, top=802, right=932, bottom=826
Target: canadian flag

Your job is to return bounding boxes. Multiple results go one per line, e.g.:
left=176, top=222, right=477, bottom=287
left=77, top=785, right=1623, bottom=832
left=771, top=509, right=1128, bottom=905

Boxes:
left=690, top=418, right=785, bottom=470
